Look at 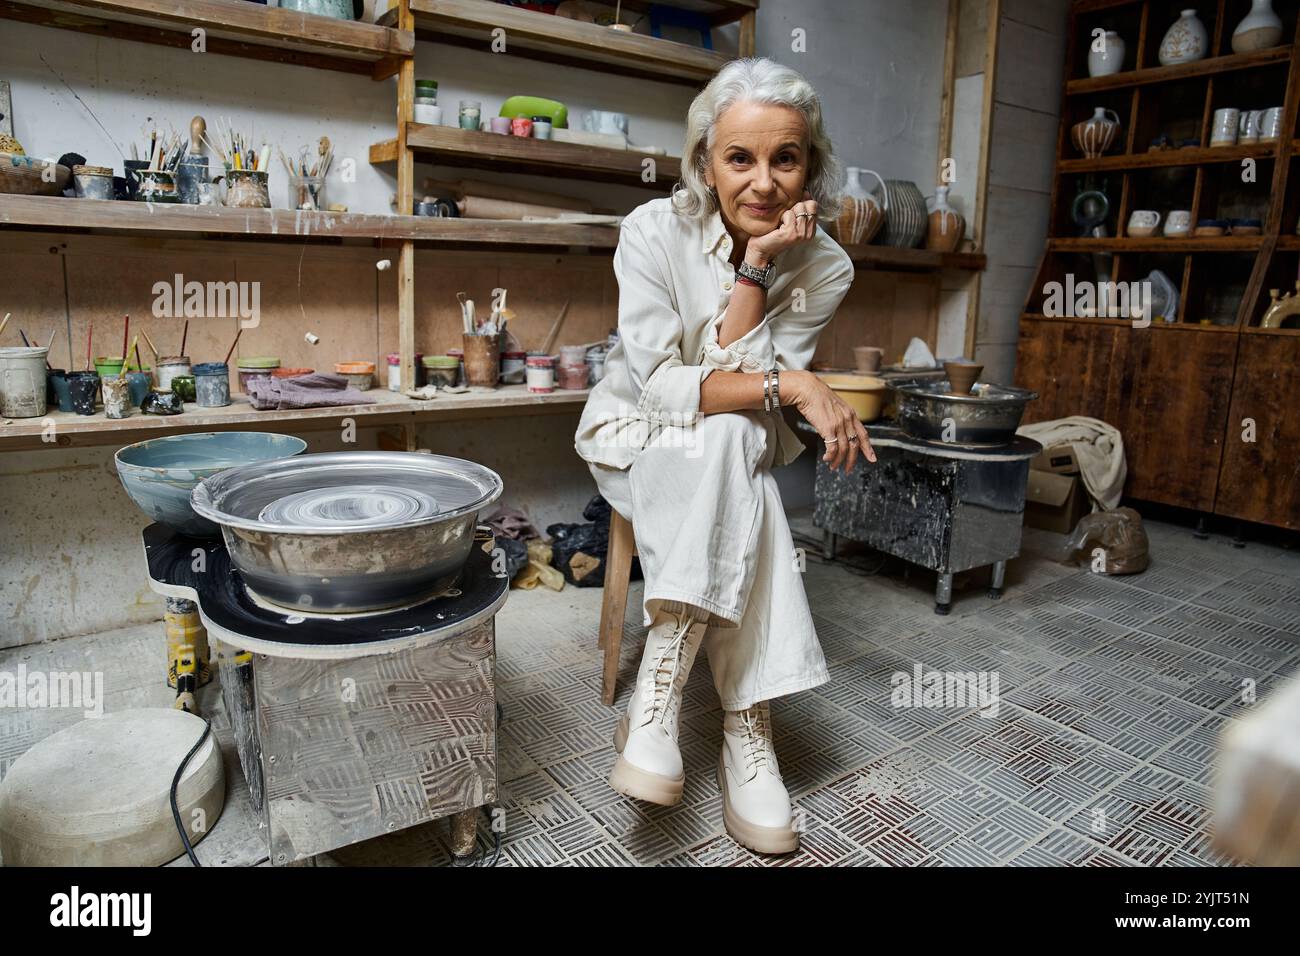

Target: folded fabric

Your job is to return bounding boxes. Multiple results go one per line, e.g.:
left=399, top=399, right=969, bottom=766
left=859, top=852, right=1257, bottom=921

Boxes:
left=245, top=372, right=376, bottom=410
left=486, top=504, right=540, bottom=541
left=1017, top=415, right=1127, bottom=511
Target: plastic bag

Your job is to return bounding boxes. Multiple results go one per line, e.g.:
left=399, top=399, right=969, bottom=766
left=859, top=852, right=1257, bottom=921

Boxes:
left=1062, top=506, right=1150, bottom=574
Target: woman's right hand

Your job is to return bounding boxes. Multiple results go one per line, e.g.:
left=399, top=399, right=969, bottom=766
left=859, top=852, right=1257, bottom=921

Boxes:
left=785, top=370, right=875, bottom=473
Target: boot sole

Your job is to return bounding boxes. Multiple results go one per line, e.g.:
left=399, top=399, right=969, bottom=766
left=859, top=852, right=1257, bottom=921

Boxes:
left=608, top=717, right=683, bottom=806
left=716, top=753, right=799, bottom=855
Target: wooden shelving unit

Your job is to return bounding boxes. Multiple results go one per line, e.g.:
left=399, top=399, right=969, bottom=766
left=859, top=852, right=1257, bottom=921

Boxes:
left=0, top=385, right=590, bottom=453
left=380, top=0, right=739, bottom=84
left=839, top=243, right=986, bottom=272
left=371, top=123, right=682, bottom=189
left=0, top=0, right=413, bottom=73
left=1017, top=0, right=1300, bottom=529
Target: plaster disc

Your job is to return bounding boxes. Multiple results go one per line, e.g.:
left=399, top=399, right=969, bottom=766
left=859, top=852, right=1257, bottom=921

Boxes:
left=257, top=483, right=439, bottom=529
left=0, top=708, right=224, bottom=866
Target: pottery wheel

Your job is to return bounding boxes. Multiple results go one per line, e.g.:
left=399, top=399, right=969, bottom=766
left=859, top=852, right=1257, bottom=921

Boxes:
left=258, top=484, right=439, bottom=528
left=0, top=708, right=224, bottom=866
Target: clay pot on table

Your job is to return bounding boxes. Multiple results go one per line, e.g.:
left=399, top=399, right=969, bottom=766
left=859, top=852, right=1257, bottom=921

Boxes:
left=944, top=361, right=983, bottom=396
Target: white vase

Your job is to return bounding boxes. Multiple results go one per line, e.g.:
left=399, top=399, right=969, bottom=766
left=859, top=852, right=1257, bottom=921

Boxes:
left=1232, top=0, right=1284, bottom=54
left=1088, top=31, right=1125, bottom=77
left=1159, top=9, right=1208, bottom=66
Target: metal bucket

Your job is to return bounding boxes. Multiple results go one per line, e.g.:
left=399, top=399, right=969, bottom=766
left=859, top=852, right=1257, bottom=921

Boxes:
left=0, top=346, right=49, bottom=418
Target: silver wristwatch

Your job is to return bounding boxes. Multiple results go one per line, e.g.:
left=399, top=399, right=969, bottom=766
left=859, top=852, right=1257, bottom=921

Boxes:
left=736, top=258, right=776, bottom=289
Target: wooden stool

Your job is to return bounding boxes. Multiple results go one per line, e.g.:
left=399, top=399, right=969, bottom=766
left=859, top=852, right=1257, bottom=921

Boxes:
left=597, top=510, right=636, bottom=706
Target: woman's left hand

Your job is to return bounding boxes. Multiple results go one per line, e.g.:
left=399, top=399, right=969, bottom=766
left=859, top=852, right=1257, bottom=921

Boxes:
left=747, top=191, right=819, bottom=263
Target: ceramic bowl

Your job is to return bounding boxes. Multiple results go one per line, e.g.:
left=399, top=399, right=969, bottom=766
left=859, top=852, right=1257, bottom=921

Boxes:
left=115, top=432, right=308, bottom=537
left=816, top=373, right=889, bottom=422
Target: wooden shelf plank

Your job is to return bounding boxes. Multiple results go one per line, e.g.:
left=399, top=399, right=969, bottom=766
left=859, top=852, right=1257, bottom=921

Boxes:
left=377, top=123, right=681, bottom=189
left=838, top=243, right=986, bottom=272
left=1066, top=46, right=1292, bottom=94
left=1049, top=236, right=1264, bottom=252
left=390, top=0, right=731, bottom=84
left=0, top=0, right=413, bottom=74
left=0, top=195, right=621, bottom=249
left=1060, top=142, right=1279, bottom=173
left=0, top=385, right=590, bottom=453
left=1021, top=312, right=1239, bottom=332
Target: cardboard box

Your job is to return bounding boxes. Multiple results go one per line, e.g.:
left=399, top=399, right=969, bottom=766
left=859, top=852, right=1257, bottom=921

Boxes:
left=1024, top=470, right=1089, bottom=534
left=1030, top=442, right=1081, bottom=475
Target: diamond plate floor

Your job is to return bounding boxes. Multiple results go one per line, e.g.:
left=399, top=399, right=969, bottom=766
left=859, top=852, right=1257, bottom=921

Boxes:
left=2, top=515, right=1297, bottom=867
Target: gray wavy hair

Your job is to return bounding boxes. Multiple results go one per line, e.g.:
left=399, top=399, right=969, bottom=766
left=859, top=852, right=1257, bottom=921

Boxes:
left=673, top=57, right=842, bottom=221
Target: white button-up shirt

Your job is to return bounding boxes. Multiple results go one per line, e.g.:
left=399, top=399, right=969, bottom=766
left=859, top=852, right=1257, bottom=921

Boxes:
left=575, top=195, right=855, bottom=470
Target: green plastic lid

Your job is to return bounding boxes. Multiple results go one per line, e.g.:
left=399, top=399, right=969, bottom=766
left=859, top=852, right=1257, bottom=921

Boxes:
left=238, top=356, right=281, bottom=369
left=421, top=354, right=460, bottom=367
left=415, top=79, right=438, bottom=90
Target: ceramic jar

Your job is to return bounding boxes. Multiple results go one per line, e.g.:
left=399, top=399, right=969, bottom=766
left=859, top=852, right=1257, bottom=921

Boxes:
left=1159, top=9, right=1208, bottom=66
left=1071, top=107, right=1122, bottom=158
left=881, top=180, right=928, bottom=249
left=1164, top=210, right=1191, bottom=237
left=1088, top=31, right=1126, bottom=77
left=835, top=167, right=888, bottom=244
left=1211, top=107, right=1240, bottom=147
left=1232, top=0, right=1284, bottom=53
left=925, top=185, right=965, bottom=252
left=1127, top=210, right=1162, bottom=237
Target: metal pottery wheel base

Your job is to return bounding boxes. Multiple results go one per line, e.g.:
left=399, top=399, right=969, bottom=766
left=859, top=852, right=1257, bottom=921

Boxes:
left=141, top=524, right=507, bottom=864
left=805, top=422, right=1041, bottom=614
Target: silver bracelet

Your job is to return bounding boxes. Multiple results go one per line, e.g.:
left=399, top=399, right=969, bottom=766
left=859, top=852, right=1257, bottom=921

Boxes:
left=762, top=370, right=772, bottom=412
left=772, top=368, right=781, bottom=411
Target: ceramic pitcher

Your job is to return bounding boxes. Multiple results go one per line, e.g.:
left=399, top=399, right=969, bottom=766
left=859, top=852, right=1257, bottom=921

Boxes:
left=925, top=185, right=965, bottom=252
left=1071, top=107, right=1122, bottom=159
left=835, top=167, right=888, bottom=244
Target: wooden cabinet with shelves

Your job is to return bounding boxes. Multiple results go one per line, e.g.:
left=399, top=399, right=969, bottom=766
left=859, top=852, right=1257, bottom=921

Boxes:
left=1020, top=0, right=1300, bottom=528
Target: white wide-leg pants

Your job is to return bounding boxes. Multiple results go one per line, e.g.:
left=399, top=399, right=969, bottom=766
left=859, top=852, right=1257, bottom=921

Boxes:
left=588, top=411, right=829, bottom=711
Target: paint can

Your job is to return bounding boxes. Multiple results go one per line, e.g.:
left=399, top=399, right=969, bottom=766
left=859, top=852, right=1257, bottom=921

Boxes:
left=526, top=354, right=555, bottom=393
left=462, top=333, right=500, bottom=388
left=175, top=155, right=209, bottom=205
left=587, top=349, right=607, bottom=384
left=156, top=356, right=192, bottom=393
left=386, top=352, right=402, bottom=391
left=72, top=165, right=115, bottom=200
left=421, top=354, right=459, bottom=388
left=102, top=376, right=132, bottom=419
left=164, top=597, right=211, bottom=690
left=500, top=350, right=527, bottom=385
left=0, top=346, right=50, bottom=418
left=194, top=362, right=231, bottom=407
left=237, top=356, right=280, bottom=392
left=66, top=370, right=100, bottom=416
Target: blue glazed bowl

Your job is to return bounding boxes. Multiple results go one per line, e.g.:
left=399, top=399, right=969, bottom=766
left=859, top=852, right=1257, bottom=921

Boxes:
left=115, top=432, right=308, bottom=537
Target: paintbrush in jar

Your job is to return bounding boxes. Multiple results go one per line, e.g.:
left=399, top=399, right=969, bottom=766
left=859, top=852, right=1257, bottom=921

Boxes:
left=121, top=314, right=129, bottom=364
left=0, top=313, right=10, bottom=341
left=142, top=329, right=160, bottom=364
left=85, top=320, right=93, bottom=371
left=123, top=335, right=139, bottom=372
left=179, top=320, right=188, bottom=357
left=133, top=341, right=144, bottom=376
left=18, top=328, right=30, bottom=347
left=222, top=327, right=242, bottom=367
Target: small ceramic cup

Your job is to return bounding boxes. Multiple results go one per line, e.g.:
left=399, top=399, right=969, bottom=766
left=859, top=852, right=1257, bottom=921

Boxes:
left=1164, top=210, right=1191, bottom=237
left=1259, top=107, right=1283, bottom=143
left=1211, top=108, right=1240, bottom=147
left=489, top=116, right=511, bottom=135
left=1128, top=209, right=1162, bottom=237
left=1238, top=110, right=1260, bottom=144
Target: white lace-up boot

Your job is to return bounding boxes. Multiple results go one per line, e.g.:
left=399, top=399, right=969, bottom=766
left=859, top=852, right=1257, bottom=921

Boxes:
left=608, top=609, right=706, bottom=806
left=718, top=701, right=798, bottom=854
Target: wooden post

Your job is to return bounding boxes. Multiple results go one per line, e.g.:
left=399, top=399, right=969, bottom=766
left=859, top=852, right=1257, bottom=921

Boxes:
left=738, top=10, right=756, bottom=58
left=963, top=0, right=1002, bottom=361
left=396, top=0, right=417, bottom=412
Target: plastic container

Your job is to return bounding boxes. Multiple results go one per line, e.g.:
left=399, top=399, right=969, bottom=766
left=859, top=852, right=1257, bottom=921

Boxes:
left=156, top=356, right=192, bottom=393
left=446, top=348, right=465, bottom=387
left=501, top=350, right=527, bottom=384
left=510, top=117, right=533, bottom=138
left=0, top=346, right=51, bottom=418
left=556, top=362, right=589, bottom=390
left=224, top=169, right=269, bottom=209
left=531, top=116, right=553, bottom=140
left=126, top=370, right=153, bottom=407
left=46, top=368, right=66, bottom=411
left=335, top=361, right=375, bottom=391
left=93, top=356, right=125, bottom=381
left=272, top=367, right=314, bottom=379
left=289, top=174, right=325, bottom=211
left=588, top=349, right=607, bottom=384
left=559, top=345, right=588, bottom=367
left=526, top=354, right=555, bottom=394
left=237, top=356, right=280, bottom=392
left=194, top=362, right=231, bottom=408
left=421, top=354, right=460, bottom=389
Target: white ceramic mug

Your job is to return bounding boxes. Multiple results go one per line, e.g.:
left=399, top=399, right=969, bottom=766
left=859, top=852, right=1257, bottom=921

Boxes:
left=1239, top=110, right=1260, bottom=144
left=1259, top=106, right=1283, bottom=143
left=1128, top=209, right=1162, bottom=236
left=1211, top=107, right=1240, bottom=146
left=1164, top=210, right=1191, bottom=236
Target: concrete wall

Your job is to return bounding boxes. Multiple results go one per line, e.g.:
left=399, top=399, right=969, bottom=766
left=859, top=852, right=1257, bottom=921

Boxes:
left=975, top=0, right=1069, bottom=383
left=0, top=0, right=957, bottom=646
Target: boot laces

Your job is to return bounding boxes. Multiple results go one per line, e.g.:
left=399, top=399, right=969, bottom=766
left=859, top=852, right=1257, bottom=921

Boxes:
left=738, top=705, right=774, bottom=772
left=647, top=613, right=695, bottom=726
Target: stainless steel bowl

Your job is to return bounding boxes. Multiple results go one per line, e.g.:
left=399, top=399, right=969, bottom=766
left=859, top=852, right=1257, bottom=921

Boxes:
left=191, top=452, right=503, bottom=613
left=893, top=381, right=1038, bottom=445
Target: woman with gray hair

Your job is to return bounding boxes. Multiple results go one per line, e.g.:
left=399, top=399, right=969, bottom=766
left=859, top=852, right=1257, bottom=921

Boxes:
left=574, top=57, right=874, bottom=854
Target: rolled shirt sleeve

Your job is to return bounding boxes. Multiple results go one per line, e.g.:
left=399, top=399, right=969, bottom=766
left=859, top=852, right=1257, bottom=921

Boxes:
left=615, top=219, right=713, bottom=426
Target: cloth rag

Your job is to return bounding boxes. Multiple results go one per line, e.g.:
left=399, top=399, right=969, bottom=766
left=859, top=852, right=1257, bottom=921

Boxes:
left=1017, top=415, right=1127, bottom=511
left=245, top=372, right=375, bottom=411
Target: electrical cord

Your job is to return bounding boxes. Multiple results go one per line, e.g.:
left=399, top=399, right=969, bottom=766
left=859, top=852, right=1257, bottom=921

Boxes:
left=170, top=716, right=213, bottom=868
